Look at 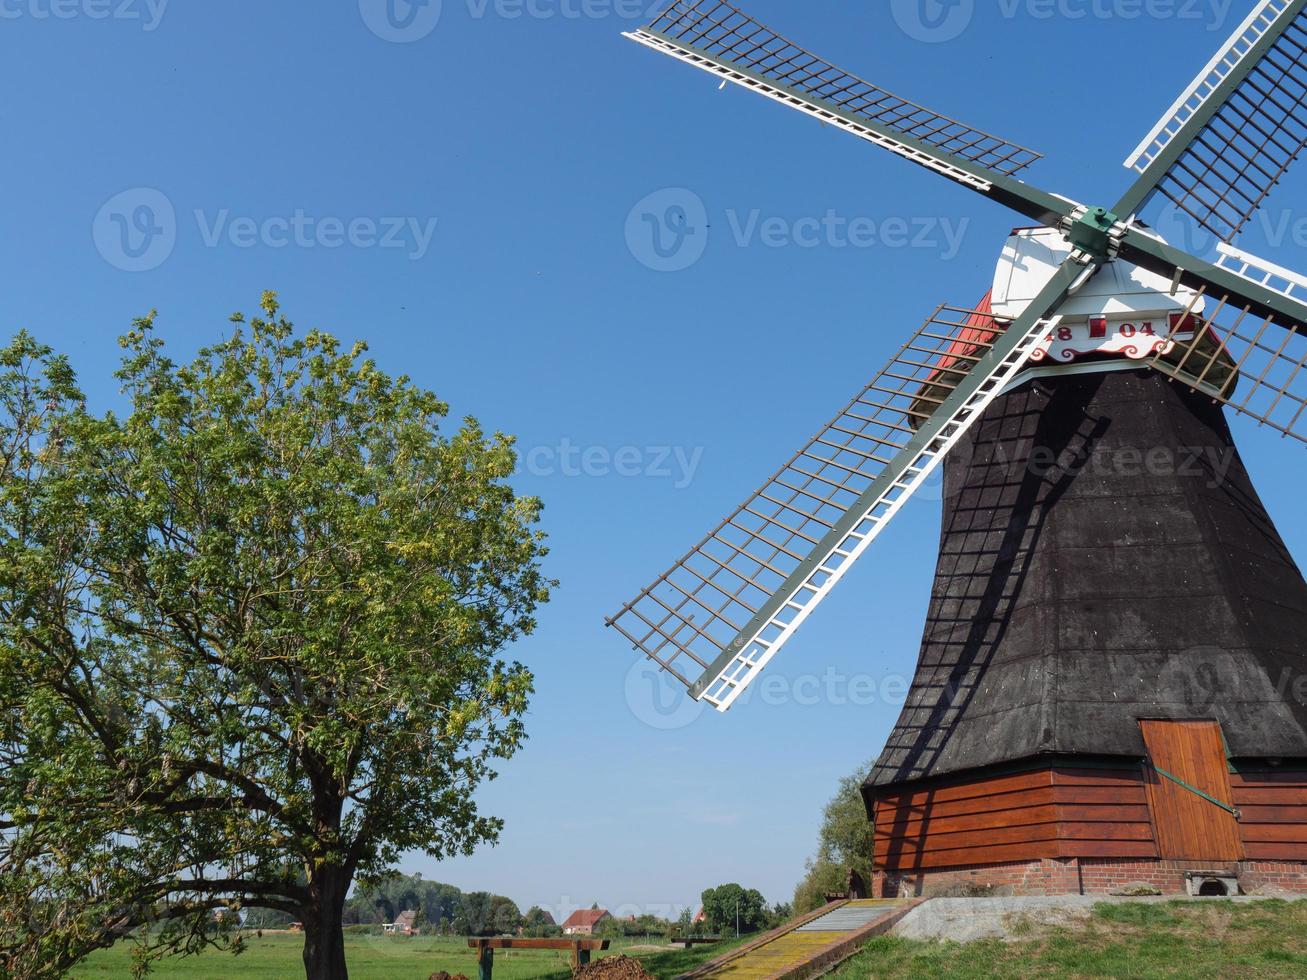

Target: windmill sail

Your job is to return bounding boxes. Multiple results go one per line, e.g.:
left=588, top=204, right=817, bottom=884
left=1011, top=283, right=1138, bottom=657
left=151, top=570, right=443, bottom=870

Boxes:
left=1119, top=0, right=1307, bottom=242
left=624, top=2, right=1070, bottom=226
left=608, top=263, right=1090, bottom=711
left=1144, top=244, right=1307, bottom=443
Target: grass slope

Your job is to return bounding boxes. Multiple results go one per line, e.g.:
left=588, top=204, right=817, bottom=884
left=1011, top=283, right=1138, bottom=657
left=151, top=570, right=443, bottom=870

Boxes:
left=831, top=899, right=1307, bottom=979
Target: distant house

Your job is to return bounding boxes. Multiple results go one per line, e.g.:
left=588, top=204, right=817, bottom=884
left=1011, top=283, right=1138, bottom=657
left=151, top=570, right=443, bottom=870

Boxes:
left=384, top=910, right=420, bottom=936
left=561, top=909, right=610, bottom=936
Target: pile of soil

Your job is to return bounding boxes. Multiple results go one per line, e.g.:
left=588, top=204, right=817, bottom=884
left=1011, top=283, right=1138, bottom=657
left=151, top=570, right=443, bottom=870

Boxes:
left=428, top=973, right=469, bottom=980
left=572, top=954, right=657, bottom=980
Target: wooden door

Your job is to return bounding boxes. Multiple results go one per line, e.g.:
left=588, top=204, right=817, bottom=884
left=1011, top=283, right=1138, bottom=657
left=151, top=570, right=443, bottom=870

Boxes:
left=1140, top=720, right=1243, bottom=860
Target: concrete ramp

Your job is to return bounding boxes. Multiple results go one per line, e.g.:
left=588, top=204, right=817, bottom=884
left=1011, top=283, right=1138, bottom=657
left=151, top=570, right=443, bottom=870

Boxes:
left=677, top=899, right=922, bottom=980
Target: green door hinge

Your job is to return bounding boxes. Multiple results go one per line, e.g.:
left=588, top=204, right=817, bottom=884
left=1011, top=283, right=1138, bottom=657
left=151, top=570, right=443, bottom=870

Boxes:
left=1149, top=762, right=1242, bottom=820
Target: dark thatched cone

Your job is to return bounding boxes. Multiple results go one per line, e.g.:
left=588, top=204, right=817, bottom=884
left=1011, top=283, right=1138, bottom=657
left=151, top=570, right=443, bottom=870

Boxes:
left=867, top=367, right=1307, bottom=789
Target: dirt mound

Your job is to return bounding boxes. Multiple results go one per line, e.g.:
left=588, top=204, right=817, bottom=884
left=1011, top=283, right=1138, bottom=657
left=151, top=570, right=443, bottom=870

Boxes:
left=572, top=954, right=656, bottom=980
left=428, top=973, right=469, bottom=980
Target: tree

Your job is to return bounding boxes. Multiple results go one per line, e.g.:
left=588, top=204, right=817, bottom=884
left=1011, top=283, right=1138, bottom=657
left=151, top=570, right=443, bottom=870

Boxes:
left=520, top=906, right=558, bottom=938
left=792, top=758, right=876, bottom=914
left=792, top=861, right=847, bottom=916
left=342, top=875, right=461, bottom=929
left=452, top=892, right=520, bottom=936
left=0, top=297, right=552, bottom=979
left=669, top=908, right=694, bottom=940
left=699, top=884, right=767, bottom=936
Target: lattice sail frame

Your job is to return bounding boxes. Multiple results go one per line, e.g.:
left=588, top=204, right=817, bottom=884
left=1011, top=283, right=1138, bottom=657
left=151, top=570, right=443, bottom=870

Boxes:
left=1150, top=247, right=1307, bottom=442
left=627, top=1, right=1041, bottom=186
left=607, top=305, right=1062, bottom=710
left=1123, top=0, right=1307, bottom=242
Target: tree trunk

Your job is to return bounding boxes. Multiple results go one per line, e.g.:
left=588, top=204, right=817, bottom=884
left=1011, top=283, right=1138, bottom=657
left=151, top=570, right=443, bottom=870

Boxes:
left=302, top=864, right=350, bottom=980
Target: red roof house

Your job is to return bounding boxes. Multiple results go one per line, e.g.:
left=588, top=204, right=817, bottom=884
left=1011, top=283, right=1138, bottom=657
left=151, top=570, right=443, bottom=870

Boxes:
left=561, top=909, right=610, bottom=936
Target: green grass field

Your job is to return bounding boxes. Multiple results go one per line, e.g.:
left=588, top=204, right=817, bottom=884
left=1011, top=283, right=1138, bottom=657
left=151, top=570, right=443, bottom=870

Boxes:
left=831, top=899, right=1307, bottom=979
left=75, top=933, right=735, bottom=979
left=75, top=900, right=1307, bottom=978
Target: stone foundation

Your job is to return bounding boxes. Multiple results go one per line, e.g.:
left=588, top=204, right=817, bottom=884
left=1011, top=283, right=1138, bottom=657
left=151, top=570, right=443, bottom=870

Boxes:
left=873, top=858, right=1307, bottom=898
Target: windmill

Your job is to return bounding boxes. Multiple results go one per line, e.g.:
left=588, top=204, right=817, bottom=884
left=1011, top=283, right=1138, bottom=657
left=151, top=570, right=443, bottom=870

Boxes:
left=608, top=1, right=1307, bottom=897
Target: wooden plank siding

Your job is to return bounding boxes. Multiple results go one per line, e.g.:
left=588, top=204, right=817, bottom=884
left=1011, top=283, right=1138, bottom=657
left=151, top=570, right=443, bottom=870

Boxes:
left=872, top=761, right=1307, bottom=872
left=872, top=766, right=1158, bottom=871
left=1231, top=770, right=1307, bottom=861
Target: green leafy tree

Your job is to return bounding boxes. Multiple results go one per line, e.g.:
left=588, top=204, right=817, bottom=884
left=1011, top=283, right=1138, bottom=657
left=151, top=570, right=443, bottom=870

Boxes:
left=520, top=906, right=558, bottom=938
left=793, top=758, right=876, bottom=914
left=669, top=908, right=694, bottom=940
left=792, top=861, right=847, bottom=916
left=342, top=875, right=461, bottom=929
left=699, top=884, right=767, bottom=936
left=0, top=297, right=551, bottom=979
left=453, top=892, right=521, bottom=937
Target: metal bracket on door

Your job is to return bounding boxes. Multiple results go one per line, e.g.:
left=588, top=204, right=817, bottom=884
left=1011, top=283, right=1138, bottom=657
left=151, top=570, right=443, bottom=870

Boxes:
left=1149, top=762, right=1242, bottom=820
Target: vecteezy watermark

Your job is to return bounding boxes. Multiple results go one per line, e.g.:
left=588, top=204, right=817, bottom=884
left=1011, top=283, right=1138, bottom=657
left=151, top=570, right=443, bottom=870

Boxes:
left=93, top=188, right=177, bottom=273
left=359, top=0, right=660, bottom=41
left=1158, top=648, right=1307, bottom=708
left=625, top=188, right=710, bottom=274
left=357, top=0, right=443, bottom=42
left=0, top=0, right=169, bottom=30
left=996, top=441, right=1238, bottom=490
left=891, top=0, right=976, bottom=43
left=624, top=188, right=970, bottom=272
left=725, top=210, right=970, bottom=258
left=892, top=0, right=1234, bottom=43
left=93, top=188, right=439, bottom=271
left=519, top=439, right=704, bottom=489
left=1155, top=201, right=1307, bottom=258
left=625, top=660, right=917, bottom=730
left=625, top=660, right=707, bottom=730
left=193, top=210, right=438, bottom=259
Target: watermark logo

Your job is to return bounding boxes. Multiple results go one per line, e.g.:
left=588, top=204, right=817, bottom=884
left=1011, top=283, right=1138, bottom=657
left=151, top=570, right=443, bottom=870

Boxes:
left=93, top=188, right=176, bottom=272
left=193, top=210, right=438, bottom=259
left=625, top=188, right=709, bottom=273
left=891, top=0, right=1234, bottom=43
left=358, top=0, right=443, bottom=42
left=625, top=189, right=970, bottom=272
left=93, top=190, right=440, bottom=271
left=725, top=210, right=969, bottom=258
left=0, top=0, right=169, bottom=30
left=891, top=0, right=975, bottom=43
left=1155, top=200, right=1307, bottom=257
left=519, top=439, right=703, bottom=489
left=625, top=659, right=706, bottom=730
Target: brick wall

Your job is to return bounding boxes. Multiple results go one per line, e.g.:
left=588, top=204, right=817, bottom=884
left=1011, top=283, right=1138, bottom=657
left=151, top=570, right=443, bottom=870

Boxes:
left=873, top=858, right=1307, bottom=897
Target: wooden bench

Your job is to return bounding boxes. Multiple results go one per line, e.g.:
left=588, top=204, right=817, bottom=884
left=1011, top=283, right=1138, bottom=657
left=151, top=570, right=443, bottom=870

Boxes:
left=671, top=937, right=721, bottom=948
left=467, top=937, right=610, bottom=980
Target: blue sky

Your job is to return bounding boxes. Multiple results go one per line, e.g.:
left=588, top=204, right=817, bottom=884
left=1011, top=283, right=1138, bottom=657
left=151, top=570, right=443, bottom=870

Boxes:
left=4, top=0, right=1306, bottom=921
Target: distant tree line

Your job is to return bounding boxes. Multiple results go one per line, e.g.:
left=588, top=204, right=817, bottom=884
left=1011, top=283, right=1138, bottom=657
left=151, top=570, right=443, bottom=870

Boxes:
left=248, top=873, right=795, bottom=941
left=334, top=875, right=521, bottom=936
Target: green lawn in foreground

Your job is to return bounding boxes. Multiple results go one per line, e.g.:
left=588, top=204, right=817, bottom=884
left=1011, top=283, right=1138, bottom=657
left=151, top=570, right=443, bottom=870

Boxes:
left=76, top=933, right=739, bottom=979
left=831, top=899, right=1307, bottom=979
